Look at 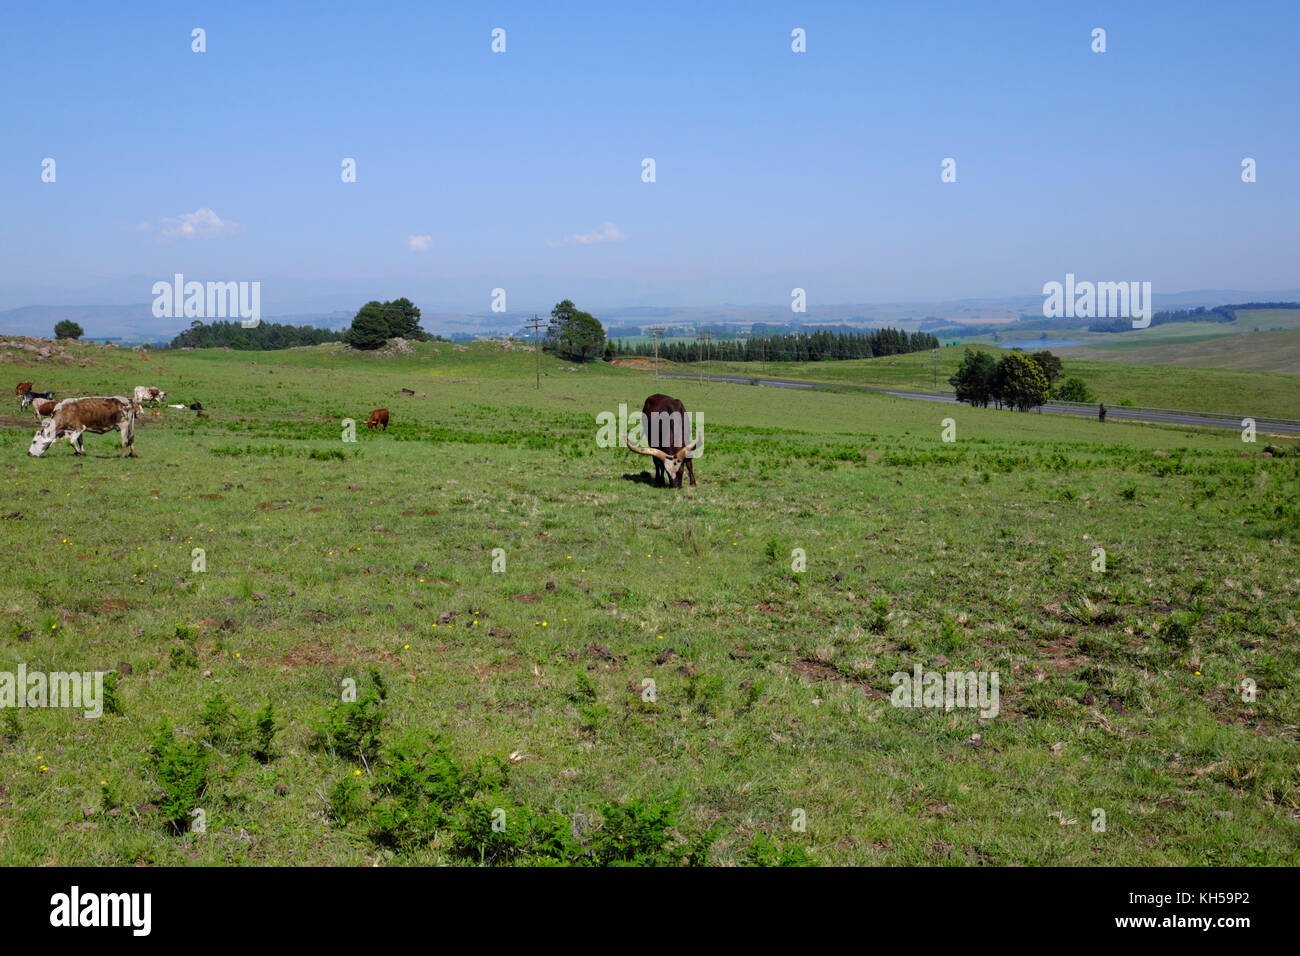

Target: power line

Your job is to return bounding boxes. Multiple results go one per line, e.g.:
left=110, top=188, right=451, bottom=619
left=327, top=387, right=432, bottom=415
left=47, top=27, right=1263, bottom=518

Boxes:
left=525, top=315, right=545, bottom=389
left=647, top=326, right=664, bottom=381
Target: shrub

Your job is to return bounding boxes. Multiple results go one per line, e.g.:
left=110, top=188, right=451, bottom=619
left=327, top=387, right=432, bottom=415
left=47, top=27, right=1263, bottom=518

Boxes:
left=145, top=721, right=211, bottom=833
left=310, top=689, right=385, bottom=763
left=1053, top=377, right=1095, bottom=403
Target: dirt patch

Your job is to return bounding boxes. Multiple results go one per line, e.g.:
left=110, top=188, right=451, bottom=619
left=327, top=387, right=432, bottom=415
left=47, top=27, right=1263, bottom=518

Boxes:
left=791, top=657, right=883, bottom=697
left=1039, top=635, right=1078, bottom=671
left=608, top=357, right=663, bottom=370
left=272, top=644, right=346, bottom=667
left=473, top=658, right=522, bottom=680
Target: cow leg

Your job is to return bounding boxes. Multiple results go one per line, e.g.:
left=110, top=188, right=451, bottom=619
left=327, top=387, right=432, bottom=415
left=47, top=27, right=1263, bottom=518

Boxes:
left=686, top=459, right=696, bottom=486
left=121, top=419, right=137, bottom=457
left=69, top=430, right=85, bottom=454
left=653, top=459, right=664, bottom=486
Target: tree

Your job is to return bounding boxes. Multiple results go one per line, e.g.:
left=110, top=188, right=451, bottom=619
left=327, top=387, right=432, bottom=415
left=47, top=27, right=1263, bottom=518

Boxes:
left=343, top=302, right=394, bottom=350
left=949, top=349, right=998, bottom=407
left=54, top=320, right=83, bottom=340
left=993, top=351, right=1051, bottom=411
left=1029, top=350, right=1063, bottom=389
left=383, top=298, right=426, bottom=340
left=342, top=298, right=425, bottom=349
left=546, top=300, right=605, bottom=362
left=1053, top=377, right=1096, bottom=403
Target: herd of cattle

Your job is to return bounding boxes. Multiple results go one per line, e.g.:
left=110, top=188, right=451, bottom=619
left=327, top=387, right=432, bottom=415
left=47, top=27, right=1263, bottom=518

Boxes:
left=15, top=380, right=181, bottom=458
left=16, top=380, right=702, bottom=488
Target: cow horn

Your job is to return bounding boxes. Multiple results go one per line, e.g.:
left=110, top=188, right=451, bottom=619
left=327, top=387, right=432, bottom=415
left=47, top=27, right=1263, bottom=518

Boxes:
left=674, top=440, right=699, bottom=461
left=626, top=438, right=669, bottom=461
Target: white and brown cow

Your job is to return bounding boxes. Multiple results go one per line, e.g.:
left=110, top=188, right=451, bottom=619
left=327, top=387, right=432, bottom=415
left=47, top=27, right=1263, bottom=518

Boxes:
left=133, top=385, right=166, bottom=407
left=28, top=396, right=137, bottom=458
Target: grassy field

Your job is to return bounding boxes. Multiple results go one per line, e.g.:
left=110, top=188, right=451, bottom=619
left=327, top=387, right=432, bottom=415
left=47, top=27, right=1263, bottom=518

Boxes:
left=1, top=339, right=1297, bottom=865
left=949, top=310, right=1300, bottom=377
left=698, top=347, right=1300, bottom=420
left=1054, top=328, right=1300, bottom=376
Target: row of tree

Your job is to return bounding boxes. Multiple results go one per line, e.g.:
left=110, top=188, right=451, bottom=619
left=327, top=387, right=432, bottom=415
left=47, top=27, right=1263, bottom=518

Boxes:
left=611, top=327, right=940, bottom=363
left=163, top=319, right=342, bottom=351
left=949, top=349, right=1094, bottom=411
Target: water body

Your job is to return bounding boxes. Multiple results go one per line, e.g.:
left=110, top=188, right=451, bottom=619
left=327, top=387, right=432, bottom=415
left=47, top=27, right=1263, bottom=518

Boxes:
left=996, top=339, right=1089, bottom=350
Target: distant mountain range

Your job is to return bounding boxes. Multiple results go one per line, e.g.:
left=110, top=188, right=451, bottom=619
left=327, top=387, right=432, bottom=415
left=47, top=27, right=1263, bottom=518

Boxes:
left=3, top=290, right=1298, bottom=344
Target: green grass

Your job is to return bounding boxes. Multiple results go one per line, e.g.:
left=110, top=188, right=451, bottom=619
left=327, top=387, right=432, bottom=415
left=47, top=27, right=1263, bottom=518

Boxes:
left=1, top=339, right=1297, bottom=865
left=697, top=346, right=1300, bottom=420
left=1054, top=328, right=1300, bottom=376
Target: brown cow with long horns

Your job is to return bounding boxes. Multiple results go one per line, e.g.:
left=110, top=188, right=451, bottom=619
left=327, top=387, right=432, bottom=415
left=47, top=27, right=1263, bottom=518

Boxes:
left=625, top=393, right=699, bottom=488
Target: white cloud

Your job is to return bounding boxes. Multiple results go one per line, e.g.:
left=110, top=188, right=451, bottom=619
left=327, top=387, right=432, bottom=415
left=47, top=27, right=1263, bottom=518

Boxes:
left=408, top=234, right=433, bottom=252
left=157, top=207, right=238, bottom=239
left=547, top=221, right=625, bottom=247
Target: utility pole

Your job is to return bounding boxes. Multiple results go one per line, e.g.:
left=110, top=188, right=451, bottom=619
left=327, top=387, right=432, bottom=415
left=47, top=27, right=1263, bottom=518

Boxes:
left=526, top=315, right=545, bottom=389
left=695, top=330, right=713, bottom=384
left=647, top=326, right=663, bottom=380
left=932, top=347, right=938, bottom=389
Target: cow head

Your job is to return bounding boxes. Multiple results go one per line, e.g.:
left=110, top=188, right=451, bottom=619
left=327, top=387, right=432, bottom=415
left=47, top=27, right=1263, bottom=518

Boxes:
left=28, top=420, right=56, bottom=457
left=626, top=437, right=699, bottom=488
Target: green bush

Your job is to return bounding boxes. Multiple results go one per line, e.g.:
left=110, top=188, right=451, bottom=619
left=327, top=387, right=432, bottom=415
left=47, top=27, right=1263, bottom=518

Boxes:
left=144, top=721, right=211, bottom=833
left=1053, top=377, right=1096, bottom=403
left=310, top=689, right=385, bottom=763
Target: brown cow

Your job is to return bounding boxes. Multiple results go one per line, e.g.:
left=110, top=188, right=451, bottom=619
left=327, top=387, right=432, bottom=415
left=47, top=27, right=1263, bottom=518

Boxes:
left=30, top=398, right=56, bottom=419
left=367, top=409, right=389, bottom=431
left=625, top=394, right=699, bottom=488
left=15, top=381, right=33, bottom=400
left=28, top=396, right=137, bottom=458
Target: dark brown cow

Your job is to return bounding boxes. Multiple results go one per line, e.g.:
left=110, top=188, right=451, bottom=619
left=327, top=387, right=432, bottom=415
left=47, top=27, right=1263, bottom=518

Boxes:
left=28, top=396, right=137, bottom=458
left=15, top=381, right=33, bottom=400
left=367, top=408, right=389, bottom=431
left=626, top=394, right=699, bottom=488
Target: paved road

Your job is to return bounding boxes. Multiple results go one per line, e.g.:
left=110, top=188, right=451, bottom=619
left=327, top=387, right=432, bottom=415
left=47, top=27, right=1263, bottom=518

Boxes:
left=660, top=372, right=1300, bottom=434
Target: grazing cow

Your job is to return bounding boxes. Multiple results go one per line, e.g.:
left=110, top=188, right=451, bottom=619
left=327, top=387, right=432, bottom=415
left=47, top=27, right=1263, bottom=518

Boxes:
left=20, top=390, right=55, bottom=415
left=27, top=397, right=57, bottom=419
left=28, top=396, right=137, bottom=458
left=189, top=402, right=203, bottom=410
left=367, top=409, right=389, bottom=431
left=133, top=386, right=166, bottom=407
left=626, top=393, right=699, bottom=488
left=15, top=381, right=33, bottom=396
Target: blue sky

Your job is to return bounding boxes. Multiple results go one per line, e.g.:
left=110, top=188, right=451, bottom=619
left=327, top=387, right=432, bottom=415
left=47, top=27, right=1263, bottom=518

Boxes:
left=2, top=0, right=1297, bottom=315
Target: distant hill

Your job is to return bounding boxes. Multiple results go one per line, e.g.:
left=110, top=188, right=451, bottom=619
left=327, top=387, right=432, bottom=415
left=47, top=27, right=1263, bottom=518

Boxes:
left=5, top=289, right=1300, bottom=343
